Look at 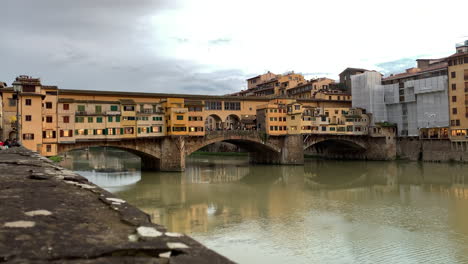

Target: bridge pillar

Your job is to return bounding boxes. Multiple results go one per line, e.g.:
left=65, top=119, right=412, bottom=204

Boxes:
left=160, top=137, right=185, bottom=172
left=250, top=134, right=304, bottom=165
left=280, top=134, right=304, bottom=165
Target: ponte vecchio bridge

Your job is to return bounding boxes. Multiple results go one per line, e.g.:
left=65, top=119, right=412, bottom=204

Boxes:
left=1, top=77, right=396, bottom=171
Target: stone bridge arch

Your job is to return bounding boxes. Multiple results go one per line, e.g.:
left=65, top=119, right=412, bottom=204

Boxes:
left=303, top=137, right=367, bottom=152
left=185, top=131, right=281, bottom=156
left=57, top=138, right=163, bottom=170
left=185, top=131, right=303, bottom=166
left=303, top=134, right=395, bottom=160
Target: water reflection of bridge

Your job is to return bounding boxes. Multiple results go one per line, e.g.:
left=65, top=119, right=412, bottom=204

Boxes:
left=61, top=148, right=468, bottom=236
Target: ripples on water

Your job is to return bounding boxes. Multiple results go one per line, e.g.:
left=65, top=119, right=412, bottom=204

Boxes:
left=61, top=147, right=468, bottom=264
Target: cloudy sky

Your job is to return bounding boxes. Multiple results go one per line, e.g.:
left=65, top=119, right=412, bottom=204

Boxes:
left=1, top=0, right=467, bottom=95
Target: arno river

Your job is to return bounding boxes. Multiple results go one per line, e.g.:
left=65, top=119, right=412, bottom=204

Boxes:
left=61, top=147, right=468, bottom=264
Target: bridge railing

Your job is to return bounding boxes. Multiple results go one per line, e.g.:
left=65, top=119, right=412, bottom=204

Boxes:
left=204, top=130, right=260, bottom=139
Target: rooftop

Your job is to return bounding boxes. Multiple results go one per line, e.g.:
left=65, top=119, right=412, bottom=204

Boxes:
left=383, top=62, right=448, bottom=81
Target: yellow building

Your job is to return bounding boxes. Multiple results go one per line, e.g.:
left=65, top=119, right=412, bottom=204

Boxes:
left=186, top=100, right=205, bottom=136
left=244, top=71, right=306, bottom=97
left=0, top=76, right=351, bottom=156
left=256, top=99, right=290, bottom=135
left=163, top=98, right=188, bottom=136
left=447, top=40, right=468, bottom=140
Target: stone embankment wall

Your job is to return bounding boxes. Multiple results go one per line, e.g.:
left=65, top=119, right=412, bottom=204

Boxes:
left=0, top=147, right=233, bottom=263
left=397, top=138, right=468, bottom=162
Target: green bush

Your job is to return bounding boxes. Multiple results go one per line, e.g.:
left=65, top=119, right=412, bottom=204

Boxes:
left=49, top=156, right=63, bottom=163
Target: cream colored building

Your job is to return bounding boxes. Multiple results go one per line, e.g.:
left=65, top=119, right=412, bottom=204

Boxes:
left=447, top=40, right=468, bottom=140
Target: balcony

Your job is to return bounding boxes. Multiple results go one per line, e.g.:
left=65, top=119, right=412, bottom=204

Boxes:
left=75, top=111, right=87, bottom=116
left=106, top=111, right=122, bottom=116
left=137, top=109, right=155, bottom=115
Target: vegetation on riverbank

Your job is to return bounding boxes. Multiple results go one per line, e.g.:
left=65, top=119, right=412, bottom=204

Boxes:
left=190, top=151, right=248, bottom=157
left=49, top=156, right=63, bottom=163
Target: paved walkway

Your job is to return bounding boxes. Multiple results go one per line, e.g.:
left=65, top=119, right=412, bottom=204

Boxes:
left=0, top=147, right=233, bottom=263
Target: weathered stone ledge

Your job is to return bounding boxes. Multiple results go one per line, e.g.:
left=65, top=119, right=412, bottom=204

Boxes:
left=0, top=147, right=234, bottom=263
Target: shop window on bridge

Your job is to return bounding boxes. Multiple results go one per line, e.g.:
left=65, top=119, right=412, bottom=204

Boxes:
left=189, top=127, right=204, bottom=132
left=123, top=105, right=135, bottom=111
left=60, top=130, right=73, bottom=137
left=23, top=133, right=34, bottom=140
left=205, top=101, right=222, bottom=110
left=451, top=129, right=467, bottom=137
left=42, top=130, right=56, bottom=139
left=172, top=126, right=187, bottom=132
left=188, top=106, right=202, bottom=112
left=124, top=127, right=134, bottom=134
left=225, top=102, right=241, bottom=110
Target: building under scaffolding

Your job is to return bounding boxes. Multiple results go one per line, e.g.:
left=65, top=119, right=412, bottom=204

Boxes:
left=382, top=62, right=449, bottom=138
left=351, top=71, right=387, bottom=125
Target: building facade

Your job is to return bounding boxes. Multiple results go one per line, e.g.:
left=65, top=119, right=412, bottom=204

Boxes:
left=382, top=61, right=449, bottom=138
left=351, top=71, right=387, bottom=124
left=0, top=77, right=350, bottom=156
left=447, top=40, right=468, bottom=140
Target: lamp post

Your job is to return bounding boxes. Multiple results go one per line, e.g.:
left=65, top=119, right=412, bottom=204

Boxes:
left=13, top=83, right=21, bottom=143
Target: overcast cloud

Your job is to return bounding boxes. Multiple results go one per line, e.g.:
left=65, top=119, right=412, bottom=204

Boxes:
left=1, top=0, right=467, bottom=94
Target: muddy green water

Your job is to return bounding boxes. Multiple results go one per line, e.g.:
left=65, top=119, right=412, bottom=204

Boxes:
left=61, top=147, right=468, bottom=264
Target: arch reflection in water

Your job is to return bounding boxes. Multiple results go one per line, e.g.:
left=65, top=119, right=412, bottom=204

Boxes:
left=60, top=147, right=141, bottom=192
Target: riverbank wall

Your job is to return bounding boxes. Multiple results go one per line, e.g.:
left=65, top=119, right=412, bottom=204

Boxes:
left=0, top=147, right=233, bottom=263
left=397, top=138, right=468, bottom=162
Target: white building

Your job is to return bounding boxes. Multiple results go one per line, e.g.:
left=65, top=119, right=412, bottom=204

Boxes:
left=351, top=71, right=386, bottom=124
left=382, top=63, right=449, bottom=137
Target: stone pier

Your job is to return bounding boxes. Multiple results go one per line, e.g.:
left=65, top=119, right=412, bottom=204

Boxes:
left=0, top=147, right=233, bottom=263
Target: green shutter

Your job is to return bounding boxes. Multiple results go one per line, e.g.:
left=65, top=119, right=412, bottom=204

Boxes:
left=75, top=129, right=78, bottom=135
left=138, top=127, right=141, bottom=134
left=116, top=116, right=121, bottom=122
left=113, top=128, right=116, bottom=135
left=108, top=116, right=113, bottom=122
left=97, top=117, right=102, bottom=123
left=103, top=129, right=108, bottom=135
left=149, top=127, right=153, bottom=133
left=111, top=105, right=118, bottom=111
left=84, top=129, right=88, bottom=135
left=120, top=128, right=124, bottom=134
left=88, top=117, right=93, bottom=123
